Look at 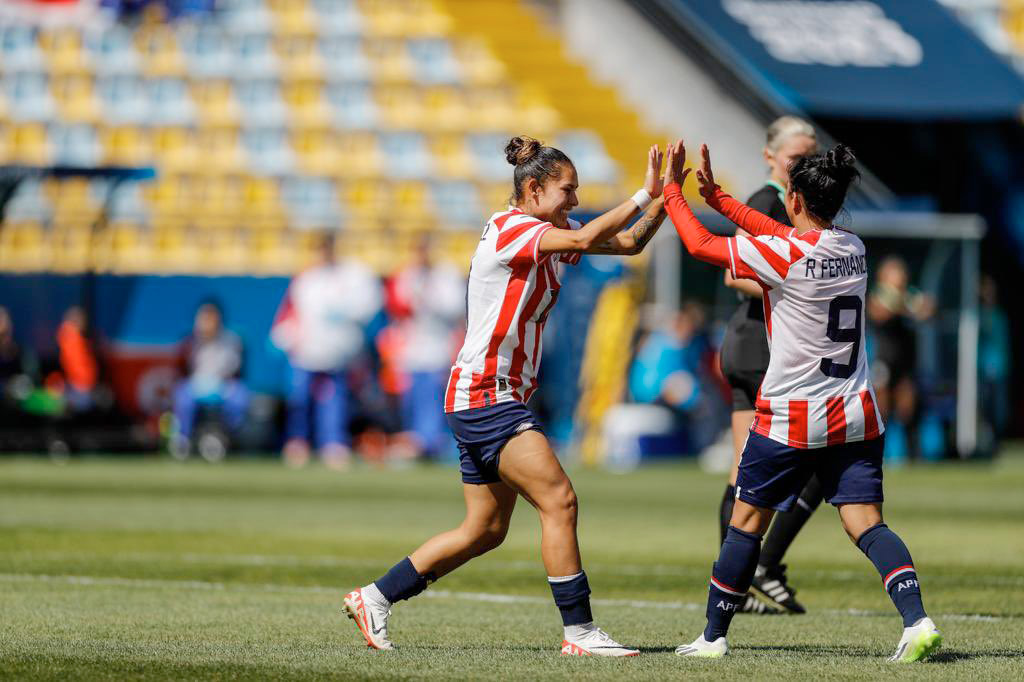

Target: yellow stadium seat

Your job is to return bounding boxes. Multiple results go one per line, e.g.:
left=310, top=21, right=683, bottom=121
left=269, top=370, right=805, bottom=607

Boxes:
left=391, top=180, right=428, bottom=220
left=366, top=39, right=414, bottom=82
left=360, top=0, right=451, bottom=37
left=275, top=34, right=325, bottom=79
left=40, top=27, right=89, bottom=76
left=194, top=126, right=245, bottom=173
left=9, top=123, right=51, bottom=164
left=292, top=127, right=342, bottom=175
left=192, top=80, right=240, bottom=128
left=242, top=175, right=285, bottom=224
left=451, top=38, right=505, bottom=86
left=100, top=125, right=153, bottom=166
left=430, top=134, right=475, bottom=178
left=150, top=126, right=199, bottom=171
left=135, top=25, right=186, bottom=77
left=52, top=74, right=102, bottom=123
left=1, top=221, right=48, bottom=272
left=45, top=177, right=96, bottom=218
left=463, top=87, right=515, bottom=131
left=282, top=81, right=331, bottom=128
left=343, top=178, right=389, bottom=216
left=336, top=132, right=381, bottom=177
left=50, top=224, right=91, bottom=273
left=374, top=86, right=424, bottom=129
left=267, top=0, right=317, bottom=36
left=480, top=181, right=512, bottom=213
left=422, top=87, right=468, bottom=131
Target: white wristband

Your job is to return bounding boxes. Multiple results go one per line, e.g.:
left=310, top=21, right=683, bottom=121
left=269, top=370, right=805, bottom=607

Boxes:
left=630, top=188, right=652, bottom=211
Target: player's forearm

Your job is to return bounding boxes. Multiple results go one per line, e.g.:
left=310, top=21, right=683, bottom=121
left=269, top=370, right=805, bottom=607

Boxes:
left=596, top=198, right=666, bottom=255
left=664, top=183, right=730, bottom=268
left=706, top=187, right=789, bottom=237
left=725, top=270, right=764, bottom=298
left=540, top=198, right=640, bottom=254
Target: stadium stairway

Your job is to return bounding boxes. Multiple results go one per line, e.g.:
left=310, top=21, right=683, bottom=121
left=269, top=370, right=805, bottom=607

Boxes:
left=436, top=0, right=663, bottom=191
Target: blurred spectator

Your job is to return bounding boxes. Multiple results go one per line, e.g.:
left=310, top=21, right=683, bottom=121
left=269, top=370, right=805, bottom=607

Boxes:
left=0, top=307, right=22, bottom=392
left=99, top=0, right=215, bottom=20
left=56, top=305, right=99, bottom=412
left=628, top=301, right=727, bottom=453
left=381, top=237, right=465, bottom=460
left=271, top=233, right=383, bottom=470
left=978, top=275, right=1010, bottom=453
left=170, top=301, right=249, bottom=457
left=867, top=256, right=935, bottom=463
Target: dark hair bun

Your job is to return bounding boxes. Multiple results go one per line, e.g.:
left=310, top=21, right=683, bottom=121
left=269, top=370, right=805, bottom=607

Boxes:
left=505, top=136, right=542, bottom=166
left=824, top=144, right=858, bottom=181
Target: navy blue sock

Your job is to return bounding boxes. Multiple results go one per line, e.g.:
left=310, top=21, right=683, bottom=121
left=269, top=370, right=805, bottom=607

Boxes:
left=704, top=526, right=761, bottom=641
left=548, top=571, right=593, bottom=626
left=857, top=523, right=927, bottom=627
left=373, top=557, right=435, bottom=604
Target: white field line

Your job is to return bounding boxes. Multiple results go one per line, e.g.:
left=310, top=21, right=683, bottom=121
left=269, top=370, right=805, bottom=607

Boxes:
left=0, top=572, right=1006, bottom=623
left=8, top=549, right=1024, bottom=588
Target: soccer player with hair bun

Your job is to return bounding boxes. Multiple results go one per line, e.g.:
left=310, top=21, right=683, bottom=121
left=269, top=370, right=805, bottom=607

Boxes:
left=661, top=140, right=941, bottom=662
left=344, top=136, right=669, bottom=657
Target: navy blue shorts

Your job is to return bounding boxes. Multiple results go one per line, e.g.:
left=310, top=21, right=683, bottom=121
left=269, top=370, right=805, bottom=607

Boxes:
left=445, top=401, right=544, bottom=484
left=736, top=431, right=885, bottom=511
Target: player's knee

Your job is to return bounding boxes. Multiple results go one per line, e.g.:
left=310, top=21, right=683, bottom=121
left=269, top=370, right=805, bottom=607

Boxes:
left=543, top=483, right=578, bottom=525
left=465, top=517, right=509, bottom=554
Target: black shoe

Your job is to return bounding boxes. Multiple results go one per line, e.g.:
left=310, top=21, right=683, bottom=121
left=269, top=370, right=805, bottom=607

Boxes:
left=751, top=564, right=806, bottom=614
left=739, top=592, right=781, bottom=615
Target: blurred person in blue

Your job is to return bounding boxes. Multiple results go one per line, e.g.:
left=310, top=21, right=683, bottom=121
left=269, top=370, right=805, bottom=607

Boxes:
left=271, top=233, right=383, bottom=470
left=170, top=301, right=249, bottom=456
left=629, top=301, right=725, bottom=453
left=383, top=237, right=465, bottom=461
left=0, top=307, right=23, bottom=394
left=978, top=275, right=1010, bottom=454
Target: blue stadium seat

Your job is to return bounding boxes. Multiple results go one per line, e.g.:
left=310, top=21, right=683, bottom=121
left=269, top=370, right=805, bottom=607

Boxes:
left=145, top=78, right=196, bottom=126
left=379, top=132, right=432, bottom=178
left=236, top=78, right=288, bottom=127
left=4, top=178, right=53, bottom=223
left=96, top=74, right=150, bottom=125
left=220, top=0, right=274, bottom=35
left=281, top=175, right=344, bottom=229
left=179, top=23, right=234, bottom=79
left=325, top=82, right=377, bottom=128
left=0, top=24, right=45, bottom=73
left=241, top=125, right=295, bottom=175
left=319, top=36, right=372, bottom=81
left=408, top=39, right=462, bottom=85
left=310, top=0, right=364, bottom=38
left=4, top=70, right=56, bottom=123
left=229, top=31, right=279, bottom=80
left=467, top=133, right=512, bottom=182
left=50, top=122, right=102, bottom=167
left=556, top=131, right=620, bottom=184
left=82, top=24, right=142, bottom=76
left=431, top=180, right=482, bottom=226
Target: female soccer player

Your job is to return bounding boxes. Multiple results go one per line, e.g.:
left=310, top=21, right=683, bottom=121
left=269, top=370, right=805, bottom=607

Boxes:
left=718, top=116, right=820, bottom=614
left=343, top=136, right=668, bottom=657
left=661, top=140, right=941, bottom=662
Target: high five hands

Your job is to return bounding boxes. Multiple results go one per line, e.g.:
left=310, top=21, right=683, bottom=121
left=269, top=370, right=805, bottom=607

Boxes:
left=643, top=144, right=665, bottom=199
left=662, top=140, right=719, bottom=200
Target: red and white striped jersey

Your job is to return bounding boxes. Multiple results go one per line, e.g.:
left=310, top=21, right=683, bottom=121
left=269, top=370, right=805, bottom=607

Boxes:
left=727, top=226, right=884, bottom=448
left=444, top=209, right=581, bottom=413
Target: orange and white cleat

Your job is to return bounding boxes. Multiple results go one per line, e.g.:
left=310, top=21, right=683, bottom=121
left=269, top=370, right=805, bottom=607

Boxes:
left=560, top=624, right=639, bottom=657
left=343, top=587, right=394, bottom=650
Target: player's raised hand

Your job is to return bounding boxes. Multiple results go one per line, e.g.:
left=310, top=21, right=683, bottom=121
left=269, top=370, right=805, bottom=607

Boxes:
left=663, top=139, right=690, bottom=188
left=695, top=144, right=717, bottom=199
left=643, top=144, right=664, bottom=198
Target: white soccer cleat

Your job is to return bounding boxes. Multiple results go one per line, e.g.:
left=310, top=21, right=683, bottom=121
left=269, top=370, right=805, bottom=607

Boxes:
left=343, top=587, right=394, bottom=650
left=675, top=634, right=729, bottom=658
left=889, top=617, right=941, bottom=662
left=560, top=624, right=639, bottom=657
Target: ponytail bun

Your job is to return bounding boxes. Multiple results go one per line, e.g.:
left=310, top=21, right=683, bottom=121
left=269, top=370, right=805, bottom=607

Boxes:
left=824, top=144, right=858, bottom=182
left=505, top=136, right=542, bottom=166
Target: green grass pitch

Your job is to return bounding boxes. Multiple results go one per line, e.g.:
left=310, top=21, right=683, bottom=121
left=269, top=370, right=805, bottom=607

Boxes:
left=2, top=449, right=1023, bottom=680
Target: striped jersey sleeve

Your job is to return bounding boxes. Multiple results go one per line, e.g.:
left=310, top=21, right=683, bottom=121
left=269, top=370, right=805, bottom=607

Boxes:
left=493, top=213, right=554, bottom=266
left=558, top=217, right=583, bottom=266
left=727, top=233, right=813, bottom=289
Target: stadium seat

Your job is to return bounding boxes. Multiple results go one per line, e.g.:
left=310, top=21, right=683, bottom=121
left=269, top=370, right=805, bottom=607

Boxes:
left=0, top=24, right=45, bottom=73
left=192, top=79, right=241, bottom=127
left=8, top=122, right=51, bottom=164
left=145, top=77, right=196, bottom=126
left=220, top=0, right=274, bottom=35
left=241, top=125, right=295, bottom=175
left=39, top=27, right=90, bottom=76
left=276, top=34, right=325, bottom=80
left=150, top=126, right=200, bottom=171
left=100, top=125, right=152, bottom=166
left=4, top=179, right=53, bottom=223
left=0, top=220, right=48, bottom=271
left=430, top=133, right=476, bottom=178
left=325, top=82, right=378, bottom=129
left=291, top=127, right=341, bottom=175
left=431, top=180, right=482, bottom=227
left=281, top=174, right=344, bottom=229
left=310, top=0, right=364, bottom=38
left=179, top=23, right=234, bottom=79
left=319, top=36, right=372, bottom=81
left=267, top=0, right=317, bottom=36
left=335, top=131, right=381, bottom=177
left=52, top=74, right=101, bottom=124
left=96, top=74, right=151, bottom=125
left=556, top=131, right=620, bottom=185
left=135, top=24, right=187, bottom=78
left=408, top=39, right=462, bottom=85
left=235, top=77, right=288, bottom=128
left=366, top=39, right=415, bottom=82
left=468, top=133, right=514, bottom=182
left=282, top=80, right=331, bottom=128
left=451, top=38, right=505, bottom=86
left=374, top=86, right=424, bottom=129
left=229, top=31, right=280, bottom=80
left=379, top=131, right=432, bottom=178
left=422, top=87, right=469, bottom=131
left=83, top=24, right=142, bottom=76
left=4, top=70, right=56, bottom=122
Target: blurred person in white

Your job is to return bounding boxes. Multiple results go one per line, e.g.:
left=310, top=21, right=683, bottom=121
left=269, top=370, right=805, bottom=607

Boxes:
left=386, top=236, right=466, bottom=460
left=171, top=301, right=249, bottom=455
left=866, top=256, right=935, bottom=463
left=271, top=233, right=383, bottom=470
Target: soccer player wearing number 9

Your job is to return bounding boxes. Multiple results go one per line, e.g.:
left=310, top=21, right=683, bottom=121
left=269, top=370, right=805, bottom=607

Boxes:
left=661, top=140, right=941, bottom=662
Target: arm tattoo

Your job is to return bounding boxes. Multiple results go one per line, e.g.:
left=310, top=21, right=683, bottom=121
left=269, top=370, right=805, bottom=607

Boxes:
left=629, top=209, right=666, bottom=254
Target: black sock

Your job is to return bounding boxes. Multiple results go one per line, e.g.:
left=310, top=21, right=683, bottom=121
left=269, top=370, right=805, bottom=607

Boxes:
left=374, top=557, right=435, bottom=604
left=759, top=476, right=823, bottom=568
left=704, top=526, right=761, bottom=641
left=857, top=523, right=927, bottom=627
left=548, top=571, right=593, bottom=626
left=719, top=484, right=736, bottom=546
